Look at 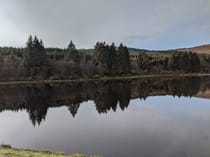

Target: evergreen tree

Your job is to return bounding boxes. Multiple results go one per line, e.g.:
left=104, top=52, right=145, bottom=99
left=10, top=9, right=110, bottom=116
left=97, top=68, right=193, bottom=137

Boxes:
left=65, top=40, right=81, bottom=63
left=190, top=52, right=201, bottom=72
left=24, top=35, right=48, bottom=76
left=0, top=52, right=3, bottom=63
left=68, top=103, right=80, bottom=118
left=93, top=42, right=120, bottom=75
left=117, top=43, right=131, bottom=74
left=107, top=43, right=117, bottom=73
left=93, top=42, right=107, bottom=65
left=26, top=35, right=33, bottom=50
left=93, top=42, right=131, bottom=75
left=170, top=52, right=201, bottom=73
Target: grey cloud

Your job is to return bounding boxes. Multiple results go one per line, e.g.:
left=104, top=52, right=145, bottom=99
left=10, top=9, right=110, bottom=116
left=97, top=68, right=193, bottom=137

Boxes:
left=0, top=0, right=210, bottom=48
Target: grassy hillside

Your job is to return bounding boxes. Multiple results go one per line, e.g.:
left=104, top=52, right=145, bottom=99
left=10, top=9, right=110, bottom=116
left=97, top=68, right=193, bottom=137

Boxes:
left=177, top=44, right=210, bottom=54
left=128, top=44, right=210, bottom=57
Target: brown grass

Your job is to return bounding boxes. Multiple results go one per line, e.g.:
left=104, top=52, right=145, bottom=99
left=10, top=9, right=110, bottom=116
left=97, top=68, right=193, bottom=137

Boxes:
left=178, top=44, right=210, bottom=54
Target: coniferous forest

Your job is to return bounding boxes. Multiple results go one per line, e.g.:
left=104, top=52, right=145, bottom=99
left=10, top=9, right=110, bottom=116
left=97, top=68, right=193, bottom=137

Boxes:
left=0, top=35, right=209, bottom=81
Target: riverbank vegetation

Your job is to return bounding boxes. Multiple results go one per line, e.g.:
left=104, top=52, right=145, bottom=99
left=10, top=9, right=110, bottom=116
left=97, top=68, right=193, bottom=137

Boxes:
left=0, top=35, right=209, bottom=81
left=0, top=145, right=99, bottom=157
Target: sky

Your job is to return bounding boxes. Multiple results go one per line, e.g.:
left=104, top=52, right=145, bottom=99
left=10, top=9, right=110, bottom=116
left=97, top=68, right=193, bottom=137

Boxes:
left=0, top=0, right=210, bottom=50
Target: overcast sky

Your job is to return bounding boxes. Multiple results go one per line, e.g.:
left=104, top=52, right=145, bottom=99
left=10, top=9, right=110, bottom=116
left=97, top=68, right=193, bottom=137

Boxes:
left=0, top=0, right=210, bottom=49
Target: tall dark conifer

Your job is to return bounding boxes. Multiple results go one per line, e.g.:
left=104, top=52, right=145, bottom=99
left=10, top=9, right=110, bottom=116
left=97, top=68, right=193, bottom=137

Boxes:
left=65, top=40, right=81, bottom=63
left=24, top=35, right=48, bottom=76
left=117, top=43, right=130, bottom=74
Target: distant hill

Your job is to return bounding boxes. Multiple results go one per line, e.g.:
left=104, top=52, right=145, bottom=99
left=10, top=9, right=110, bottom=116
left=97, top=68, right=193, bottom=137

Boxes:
left=127, top=44, right=210, bottom=55
left=177, top=44, right=210, bottom=54
left=128, top=44, right=210, bottom=55
left=1, top=43, right=210, bottom=56
left=77, top=47, right=174, bottom=55
left=127, top=44, right=210, bottom=56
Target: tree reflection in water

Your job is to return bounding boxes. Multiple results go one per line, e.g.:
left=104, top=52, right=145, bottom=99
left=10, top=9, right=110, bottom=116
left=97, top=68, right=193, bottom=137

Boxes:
left=0, top=76, right=209, bottom=126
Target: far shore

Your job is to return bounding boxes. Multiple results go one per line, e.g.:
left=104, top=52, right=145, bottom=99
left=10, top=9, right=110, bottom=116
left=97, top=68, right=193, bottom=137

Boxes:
left=0, top=73, right=209, bottom=85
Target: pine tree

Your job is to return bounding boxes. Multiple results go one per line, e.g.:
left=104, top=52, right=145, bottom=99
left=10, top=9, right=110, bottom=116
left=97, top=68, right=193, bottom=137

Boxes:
left=65, top=40, right=81, bottom=63
left=24, top=35, right=48, bottom=76
left=190, top=52, right=201, bottom=72
left=93, top=42, right=107, bottom=67
left=68, top=103, right=80, bottom=118
left=117, top=43, right=130, bottom=74
left=107, top=43, right=117, bottom=72
left=26, top=35, right=33, bottom=50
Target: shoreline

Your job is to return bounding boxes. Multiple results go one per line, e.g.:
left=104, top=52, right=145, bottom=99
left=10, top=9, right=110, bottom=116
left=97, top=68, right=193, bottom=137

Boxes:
left=0, top=145, right=99, bottom=157
left=0, top=73, right=209, bottom=85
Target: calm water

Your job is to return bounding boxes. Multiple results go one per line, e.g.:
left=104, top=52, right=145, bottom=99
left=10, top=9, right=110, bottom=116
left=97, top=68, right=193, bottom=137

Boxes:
left=0, top=76, right=210, bottom=157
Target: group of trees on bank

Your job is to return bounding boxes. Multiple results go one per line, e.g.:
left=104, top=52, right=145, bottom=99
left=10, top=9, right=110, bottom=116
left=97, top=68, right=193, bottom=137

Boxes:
left=170, top=52, right=201, bottom=72
left=25, top=35, right=49, bottom=77
left=136, top=51, right=202, bottom=73
left=24, top=36, right=131, bottom=78
left=0, top=35, right=209, bottom=80
left=93, top=42, right=130, bottom=75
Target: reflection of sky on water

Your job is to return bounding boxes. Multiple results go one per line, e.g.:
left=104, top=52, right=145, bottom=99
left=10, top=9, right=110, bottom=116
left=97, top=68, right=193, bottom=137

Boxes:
left=0, top=96, right=210, bottom=157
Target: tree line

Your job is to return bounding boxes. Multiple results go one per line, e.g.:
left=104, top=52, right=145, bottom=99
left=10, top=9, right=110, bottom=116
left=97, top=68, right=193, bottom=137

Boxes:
left=23, top=35, right=132, bottom=79
left=0, top=35, right=209, bottom=80
left=136, top=51, right=202, bottom=73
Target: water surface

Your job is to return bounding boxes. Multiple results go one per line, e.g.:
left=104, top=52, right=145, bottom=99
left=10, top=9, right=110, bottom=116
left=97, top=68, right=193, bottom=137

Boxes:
left=0, top=76, right=210, bottom=157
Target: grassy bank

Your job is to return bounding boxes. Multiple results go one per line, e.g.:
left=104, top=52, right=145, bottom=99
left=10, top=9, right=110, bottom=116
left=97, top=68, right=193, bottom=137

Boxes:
left=0, top=145, right=99, bottom=157
left=0, top=73, right=209, bottom=85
